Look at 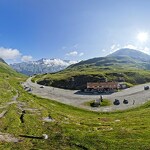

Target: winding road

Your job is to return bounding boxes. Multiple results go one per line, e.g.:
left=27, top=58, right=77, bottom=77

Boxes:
left=23, top=77, right=150, bottom=112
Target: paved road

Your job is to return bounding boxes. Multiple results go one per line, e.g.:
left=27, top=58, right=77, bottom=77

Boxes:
left=23, top=77, right=150, bottom=112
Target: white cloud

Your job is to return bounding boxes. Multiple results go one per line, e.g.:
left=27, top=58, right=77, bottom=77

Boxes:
left=123, top=44, right=137, bottom=50
left=138, top=46, right=150, bottom=54
left=0, top=47, right=21, bottom=60
left=79, top=52, right=84, bottom=56
left=66, top=51, right=84, bottom=57
left=68, top=60, right=79, bottom=65
left=66, top=51, right=78, bottom=56
left=44, top=59, right=68, bottom=66
left=43, top=59, right=78, bottom=67
left=110, top=44, right=116, bottom=50
left=21, top=55, right=33, bottom=62
left=143, top=47, right=150, bottom=53
left=110, top=44, right=120, bottom=51
left=109, top=44, right=120, bottom=54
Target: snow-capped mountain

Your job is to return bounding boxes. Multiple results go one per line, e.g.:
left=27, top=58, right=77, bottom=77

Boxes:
left=10, top=58, right=78, bottom=76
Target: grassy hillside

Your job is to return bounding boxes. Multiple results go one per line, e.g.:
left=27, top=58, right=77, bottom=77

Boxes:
left=1, top=62, right=150, bottom=149
left=0, top=62, right=25, bottom=77
left=70, top=55, right=150, bottom=70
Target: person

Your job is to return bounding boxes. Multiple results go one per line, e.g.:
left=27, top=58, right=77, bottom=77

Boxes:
left=100, top=95, right=103, bottom=102
left=133, top=100, right=135, bottom=105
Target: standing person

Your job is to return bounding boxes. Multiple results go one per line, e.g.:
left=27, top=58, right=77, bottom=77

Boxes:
left=100, top=95, right=103, bottom=102
left=133, top=100, right=135, bottom=105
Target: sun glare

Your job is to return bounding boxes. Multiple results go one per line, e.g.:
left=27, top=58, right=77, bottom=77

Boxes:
left=137, top=32, right=148, bottom=42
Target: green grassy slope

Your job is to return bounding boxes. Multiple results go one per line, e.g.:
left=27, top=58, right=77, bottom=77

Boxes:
left=0, top=62, right=26, bottom=106
left=0, top=62, right=25, bottom=77
left=1, top=62, right=150, bottom=149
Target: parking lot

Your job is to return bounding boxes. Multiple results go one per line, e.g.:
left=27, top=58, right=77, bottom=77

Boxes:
left=23, top=77, right=150, bottom=112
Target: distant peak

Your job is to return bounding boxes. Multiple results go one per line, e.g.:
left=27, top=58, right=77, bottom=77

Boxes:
left=107, top=48, right=150, bottom=62
left=108, top=48, right=149, bottom=55
left=10, top=58, right=78, bottom=76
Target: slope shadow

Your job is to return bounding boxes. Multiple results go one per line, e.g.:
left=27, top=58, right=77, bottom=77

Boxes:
left=74, top=90, right=113, bottom=95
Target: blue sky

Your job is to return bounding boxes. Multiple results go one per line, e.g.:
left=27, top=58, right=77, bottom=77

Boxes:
left=0, top=0, right=150, bottom=63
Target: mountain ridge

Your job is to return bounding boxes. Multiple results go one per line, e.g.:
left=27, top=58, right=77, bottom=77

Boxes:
left=69, top=48, right=150, bottom=69
left=107, top=48, right=150, bottom=62
left=10, top=58, right=78, bottom=76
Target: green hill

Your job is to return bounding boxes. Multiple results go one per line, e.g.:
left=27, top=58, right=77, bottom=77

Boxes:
left=0, top=62, right=22, bottom=76
left=0, top=58, right=25, bottom=76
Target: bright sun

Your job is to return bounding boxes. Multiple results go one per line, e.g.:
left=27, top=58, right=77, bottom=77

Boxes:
left=137, top=32, right=149, bottom=42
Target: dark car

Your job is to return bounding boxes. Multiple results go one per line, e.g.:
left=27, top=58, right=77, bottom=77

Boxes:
left=123, top=99, right=128, bottom=104
left=113, top=99, right=120, bottom=105
left=144, top=86, right=149, bottom=90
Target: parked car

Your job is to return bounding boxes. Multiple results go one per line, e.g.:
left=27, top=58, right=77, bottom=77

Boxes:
left=144, top=86, right=149, bottom=90
left=113, top=99, right=120, bottom=105
left=123, top=99, right=128, bottom=104
left=40, top=86, right=44, bottom=88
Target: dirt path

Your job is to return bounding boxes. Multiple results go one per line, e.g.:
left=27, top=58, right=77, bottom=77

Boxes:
left=0, top=89, right=46, bottom=142
left=23, top=77, right=150, bottom=112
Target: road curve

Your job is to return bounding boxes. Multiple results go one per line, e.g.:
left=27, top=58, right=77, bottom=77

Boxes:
left=23, top=77, right=150, bottom=112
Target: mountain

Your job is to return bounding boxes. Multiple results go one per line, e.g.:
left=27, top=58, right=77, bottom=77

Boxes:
left=107, top=48, right=150, bottom=62
left=69, top=48, right=150, bottom=69
left=10, top=58, right=77, bottom=76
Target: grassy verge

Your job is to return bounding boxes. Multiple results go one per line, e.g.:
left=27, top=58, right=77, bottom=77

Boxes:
left=1, top=69, right=150, bottom=149
left=84, top=99, right=111, bottom=107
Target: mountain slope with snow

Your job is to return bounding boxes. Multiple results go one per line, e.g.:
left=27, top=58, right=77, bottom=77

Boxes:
left=10, top=58, right=77, bottom=75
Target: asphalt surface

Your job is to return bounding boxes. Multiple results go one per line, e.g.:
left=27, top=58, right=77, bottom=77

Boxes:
left=23, top=77, right=150, bottom=112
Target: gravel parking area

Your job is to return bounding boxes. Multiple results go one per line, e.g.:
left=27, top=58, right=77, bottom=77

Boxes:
left=23, top=77, right=150, bottom=112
